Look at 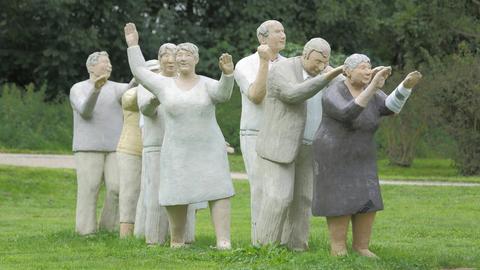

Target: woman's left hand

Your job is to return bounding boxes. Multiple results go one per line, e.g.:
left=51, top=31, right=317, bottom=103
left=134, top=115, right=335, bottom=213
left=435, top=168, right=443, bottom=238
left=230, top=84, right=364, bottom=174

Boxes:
left=219, top=53, right=234, bottom=75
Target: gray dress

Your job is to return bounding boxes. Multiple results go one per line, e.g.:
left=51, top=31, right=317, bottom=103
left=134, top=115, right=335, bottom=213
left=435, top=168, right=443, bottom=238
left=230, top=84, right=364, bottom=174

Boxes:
left=312, top=80, right=393, bottom=217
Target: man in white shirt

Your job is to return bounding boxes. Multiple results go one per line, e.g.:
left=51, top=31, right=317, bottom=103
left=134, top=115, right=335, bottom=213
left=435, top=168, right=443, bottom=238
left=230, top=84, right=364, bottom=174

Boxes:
left=233, top=20, right=286, bottom=244
left=70, top=51, right=132, bottom=235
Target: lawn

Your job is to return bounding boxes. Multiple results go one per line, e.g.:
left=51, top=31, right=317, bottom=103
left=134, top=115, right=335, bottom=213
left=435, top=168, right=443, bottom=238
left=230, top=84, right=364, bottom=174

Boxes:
left=229, top=155, right=480, bottom=183
left=0, top=165, right=479, bottom=269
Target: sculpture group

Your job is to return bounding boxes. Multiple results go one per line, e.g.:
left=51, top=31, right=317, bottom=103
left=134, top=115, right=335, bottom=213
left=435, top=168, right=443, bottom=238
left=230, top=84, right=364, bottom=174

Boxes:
left=69, top=19, right=422, bottom=257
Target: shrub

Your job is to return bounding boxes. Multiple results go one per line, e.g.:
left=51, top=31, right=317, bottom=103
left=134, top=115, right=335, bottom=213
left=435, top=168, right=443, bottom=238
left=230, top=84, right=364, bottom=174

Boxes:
left=0, top=84, right=72, bottom=152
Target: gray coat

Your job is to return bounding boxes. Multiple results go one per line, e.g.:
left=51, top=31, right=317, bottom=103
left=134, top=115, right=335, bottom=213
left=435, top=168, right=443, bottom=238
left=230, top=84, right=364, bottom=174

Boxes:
left=256, top=57, right=330, bottom=164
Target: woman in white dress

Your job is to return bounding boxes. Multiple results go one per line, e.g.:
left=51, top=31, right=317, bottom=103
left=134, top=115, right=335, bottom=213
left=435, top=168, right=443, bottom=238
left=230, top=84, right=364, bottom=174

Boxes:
left=124, top=23, right=235, bottom=249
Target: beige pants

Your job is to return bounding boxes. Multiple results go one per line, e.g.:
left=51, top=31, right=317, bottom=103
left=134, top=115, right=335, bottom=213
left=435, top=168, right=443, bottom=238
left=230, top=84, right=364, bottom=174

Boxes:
left=74, top=152, right=119, bottom=235
left=117, top=152, right=142, bottom=224
left=255, top=144, right=313, bottom=251
left=240, top=134, right=261, bottom=243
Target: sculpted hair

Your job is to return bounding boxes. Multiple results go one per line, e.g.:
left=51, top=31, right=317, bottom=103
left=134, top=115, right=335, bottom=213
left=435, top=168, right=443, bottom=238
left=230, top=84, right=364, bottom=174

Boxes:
left=176, top=42, right=199, bottom=61
left=158, top=43, right=177, bottom=58
left=86, top=51, right=109, bottom=72
left=344, top=54, right=370, bottom=70
left=302, top=38, right=331, bottom=59
left=256, top=20, right=281, bottom=41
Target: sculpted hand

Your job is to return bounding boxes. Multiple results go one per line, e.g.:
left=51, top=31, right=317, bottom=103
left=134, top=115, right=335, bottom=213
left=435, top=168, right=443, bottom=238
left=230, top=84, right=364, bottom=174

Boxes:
left=324, top=65, right=344, bottom=81
left=402, top=71, right=422, bottom=89
left=257, top=45, right=273, bottom=61
left=94, top=74, right=108, bottom=90
left=370, top=66, right=386, bottom=83
left=124, top=22, right=139, bottom=47
left=371, top=66, right=392, bottom=89
left=219, top=53, right=234, bottom=75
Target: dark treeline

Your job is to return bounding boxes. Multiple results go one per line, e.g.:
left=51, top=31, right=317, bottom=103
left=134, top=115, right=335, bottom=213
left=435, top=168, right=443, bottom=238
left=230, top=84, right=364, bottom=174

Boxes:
left=0, top=0, right=479, bottom=174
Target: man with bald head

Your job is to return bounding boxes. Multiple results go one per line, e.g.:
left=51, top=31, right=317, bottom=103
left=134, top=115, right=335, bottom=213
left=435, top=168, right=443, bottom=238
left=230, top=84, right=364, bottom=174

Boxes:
left=255, top=38, right=344, bottom=251
left=234, top=20, right=286, bottom=244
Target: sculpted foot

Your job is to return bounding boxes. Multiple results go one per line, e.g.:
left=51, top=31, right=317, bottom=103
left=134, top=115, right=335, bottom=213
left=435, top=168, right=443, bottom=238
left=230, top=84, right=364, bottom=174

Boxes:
left=216, top=240, right=232, bottom=250
left=353, top=248, right=379, bottom=258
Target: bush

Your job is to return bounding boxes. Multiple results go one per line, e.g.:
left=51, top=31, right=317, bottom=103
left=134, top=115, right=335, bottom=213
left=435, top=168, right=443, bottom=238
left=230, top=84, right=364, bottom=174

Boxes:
left=0, top=84, right=72, bottom=152
left=427, top=45, right=480, bottom=175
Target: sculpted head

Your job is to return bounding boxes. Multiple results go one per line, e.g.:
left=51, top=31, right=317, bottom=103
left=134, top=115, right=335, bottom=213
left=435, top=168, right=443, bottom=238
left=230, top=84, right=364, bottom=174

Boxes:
left=158, top=43, right=177, bottom=77
left=176, top=43, right=199, bottom=75
left=256, top=20, right=286, bottom=54
left=343, top=54, right=372, bottom=86
left=86, top=51, right=112, bottom=80
left=301, top=38, right=331, bottom=77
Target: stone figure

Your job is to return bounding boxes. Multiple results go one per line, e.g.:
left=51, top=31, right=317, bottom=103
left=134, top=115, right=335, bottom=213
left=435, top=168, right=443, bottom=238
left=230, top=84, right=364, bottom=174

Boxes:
left=136, top=46, right=207, bottom=245
left=134, top=60, right=162, bottom=239
left=312, top=53, right=422, bottom=257
left=233, top=20, right=286, bottom=243
left=69, top=51, right=132, bottom=235
left=117, top=85, right=143, bottom=238
left=125, top=22, right=235, bottom=249
left=254, top=38, right=344, bottom=251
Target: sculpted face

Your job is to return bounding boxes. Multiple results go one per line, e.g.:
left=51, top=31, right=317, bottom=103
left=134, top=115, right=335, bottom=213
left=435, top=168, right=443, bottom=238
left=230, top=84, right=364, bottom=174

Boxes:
left=160, top=51, right=176, bottom=77
left=176, top=49, right=197, bottom=74
left=264, top=22, right=286, bottom=53
left=89, top=55, right=112, bottom=79
left=346, top=62, right=372, bottom=87
left=303, top=51, right=329, bottom=77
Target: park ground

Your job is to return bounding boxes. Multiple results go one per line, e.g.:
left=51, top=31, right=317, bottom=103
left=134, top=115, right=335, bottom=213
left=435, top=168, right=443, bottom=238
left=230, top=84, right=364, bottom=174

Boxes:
left=0, top=158, right=479, bottom=269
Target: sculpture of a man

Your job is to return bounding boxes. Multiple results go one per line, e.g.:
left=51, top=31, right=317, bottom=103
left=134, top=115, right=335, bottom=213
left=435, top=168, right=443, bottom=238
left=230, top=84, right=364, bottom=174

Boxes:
left=254, top=38, right=343, bottom=250
left=233, top=20, right=286, bottom=243
left=69, top=51, right=132, bottom=235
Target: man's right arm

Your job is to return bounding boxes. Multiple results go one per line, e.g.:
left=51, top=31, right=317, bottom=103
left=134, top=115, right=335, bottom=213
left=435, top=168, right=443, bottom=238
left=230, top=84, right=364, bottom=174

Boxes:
left=69, top=83, right=101, bottom=119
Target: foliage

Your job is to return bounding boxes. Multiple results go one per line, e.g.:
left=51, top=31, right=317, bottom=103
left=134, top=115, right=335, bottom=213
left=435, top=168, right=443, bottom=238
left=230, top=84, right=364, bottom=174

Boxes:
left=426, top=45, right=480, bottom=175
left=2, top=0, right=478, bottom=98
left=0, top=84, right=72, bottom=151
left=1, top=165, right=480, bottom=269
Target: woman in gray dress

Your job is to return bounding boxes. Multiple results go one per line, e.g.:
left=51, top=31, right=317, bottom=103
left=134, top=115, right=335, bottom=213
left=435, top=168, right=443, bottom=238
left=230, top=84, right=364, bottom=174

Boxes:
left=312, top=54, right=422, bottom=257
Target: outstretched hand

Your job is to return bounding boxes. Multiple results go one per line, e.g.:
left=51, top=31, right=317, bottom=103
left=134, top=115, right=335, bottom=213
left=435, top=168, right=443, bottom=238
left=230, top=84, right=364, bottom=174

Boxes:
left=94, top=74, right=108, bottom=90
left=324, top=65, right=344, bottom=81
left=402, top=71, right=422, bottom=89
left=124, top=23, right=139, bottom=47
left=371, top=66, right=392, bottom=89
left=219, top=53, right=234, bottom=75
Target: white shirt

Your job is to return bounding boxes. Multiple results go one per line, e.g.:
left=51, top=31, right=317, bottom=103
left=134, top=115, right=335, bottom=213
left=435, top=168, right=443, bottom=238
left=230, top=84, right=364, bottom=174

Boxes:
left=234, top=52, right=285, bottom=135
left=303, top=68, right=345, bottom=145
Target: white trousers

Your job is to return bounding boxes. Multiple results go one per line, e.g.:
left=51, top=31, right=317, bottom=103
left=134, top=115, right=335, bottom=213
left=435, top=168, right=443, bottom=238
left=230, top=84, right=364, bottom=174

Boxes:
left=255, top=144, right=313, bottom=251
left=240, top=134, right=262, bottom=243
left=117, top=152, right=142, bottom=224
left=74, top=152, right=119, bottom=235
left=143, top=149, right=169, bottom=244
left=134, top=150, right=147, bottom=237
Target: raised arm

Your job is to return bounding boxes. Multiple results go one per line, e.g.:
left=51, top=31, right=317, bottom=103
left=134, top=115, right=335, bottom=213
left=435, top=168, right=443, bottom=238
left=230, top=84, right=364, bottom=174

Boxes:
left=273, top=65, right=344, bottom=104
left=69, top=75, right=107, bottom=118
left=124, top=23, right=167, bottom=101
left=246, top=45, right=272, bottom=104
left=206, top=53, right=235, bottom=103
left=385, top=71, right=422, bottom=113
left=355, top=67, right=392, bottom=107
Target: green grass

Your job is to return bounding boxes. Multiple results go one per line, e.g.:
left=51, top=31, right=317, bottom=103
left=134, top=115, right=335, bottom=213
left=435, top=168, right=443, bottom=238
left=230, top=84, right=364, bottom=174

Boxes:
left=0, top=165, right=479, bottom=269
left=229, top=155, right=480, bottom=183
left=378, top=159, right=480, bottom=183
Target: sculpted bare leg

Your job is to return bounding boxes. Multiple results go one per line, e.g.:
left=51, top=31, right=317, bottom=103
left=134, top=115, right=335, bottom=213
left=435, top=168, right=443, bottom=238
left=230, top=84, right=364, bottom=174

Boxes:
left=352, top=212, right=378, bottom=258
left=166, top=205, right=188, bottom=248
left=326, top=215, right=350, bottom=256
left=209, top=198, right=231, bottom=249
